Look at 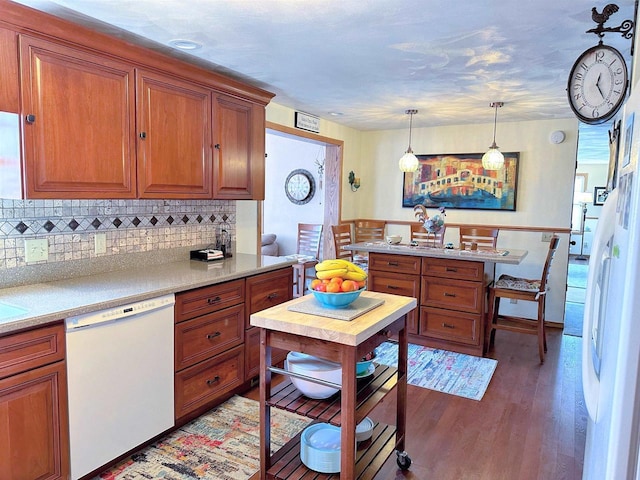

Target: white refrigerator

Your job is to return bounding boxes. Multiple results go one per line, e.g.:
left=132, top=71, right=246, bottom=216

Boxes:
left=582, top=88, right=640, bottom=479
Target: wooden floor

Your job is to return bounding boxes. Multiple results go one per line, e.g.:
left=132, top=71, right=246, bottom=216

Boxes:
left=245, top=328, right=587, bottom=480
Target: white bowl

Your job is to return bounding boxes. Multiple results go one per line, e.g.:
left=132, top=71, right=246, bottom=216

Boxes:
left=286, top=352, right=342, bottom=399
left=386, top=235, right=402, bottom=244
left=356, top=417, right=374, bottom=442
left=300, top=423, right=341, bottom=473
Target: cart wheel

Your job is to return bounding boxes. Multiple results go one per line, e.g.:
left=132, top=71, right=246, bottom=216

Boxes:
left=396, top=450, right=412, bottom=470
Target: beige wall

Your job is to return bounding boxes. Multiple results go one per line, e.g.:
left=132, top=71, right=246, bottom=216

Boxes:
left=240, top=102, right=580, bottom=323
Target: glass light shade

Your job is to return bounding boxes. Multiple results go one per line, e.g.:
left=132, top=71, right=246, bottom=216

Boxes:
left=481, top=146, right=504, bottom=170
left=399, top=151, right=419, bottom=172
left=574, top=191, right=594, bottom=205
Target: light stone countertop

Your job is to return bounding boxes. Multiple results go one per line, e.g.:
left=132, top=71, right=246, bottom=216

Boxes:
left=344, top=242, right=528, bottom=265
left=0, top=254, right=295, bottom=335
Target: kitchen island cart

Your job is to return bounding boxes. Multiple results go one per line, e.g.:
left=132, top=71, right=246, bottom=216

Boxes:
left=250, top=290, right=416, bottom=479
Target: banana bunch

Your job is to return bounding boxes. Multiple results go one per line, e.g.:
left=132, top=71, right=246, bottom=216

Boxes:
left=315, top=258, right=367, bottom=282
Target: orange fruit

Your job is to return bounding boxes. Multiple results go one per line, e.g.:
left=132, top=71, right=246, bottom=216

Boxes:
left=330, top=277, right=344, bottom=285
left=315, top=283, right=327, bottom=292
left=341, top=280, right=357, bottom=292
left=357, top=280, right=366, bottom=289
left=326, top=282, right=341, bottom=293
left=310, top=279, right=322, bottom=290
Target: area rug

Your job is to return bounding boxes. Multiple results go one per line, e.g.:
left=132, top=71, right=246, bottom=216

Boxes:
left=568, top=262, right=588, bottom=289
left=374, top=341, right=497, bottom=401
left=95, top=395, right=312, bottom=480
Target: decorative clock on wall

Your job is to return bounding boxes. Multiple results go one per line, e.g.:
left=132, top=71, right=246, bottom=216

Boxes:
left=284, top=169, right=315, bottom=205
left=566, top=3, right=634, bottom=125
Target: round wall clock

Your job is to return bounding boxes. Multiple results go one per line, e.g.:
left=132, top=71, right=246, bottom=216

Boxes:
left=567, top=44, right=628, bottom=125
left=284, top=169, right=315, bottom=205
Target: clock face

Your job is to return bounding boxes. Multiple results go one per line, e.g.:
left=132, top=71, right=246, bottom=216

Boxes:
left=285, top=169, right=315, bottom=204
left=567, top=44, right=628, bottom=125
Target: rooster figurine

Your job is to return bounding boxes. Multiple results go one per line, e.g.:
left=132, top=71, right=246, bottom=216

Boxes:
left=592, top=4, right=619, bottom=26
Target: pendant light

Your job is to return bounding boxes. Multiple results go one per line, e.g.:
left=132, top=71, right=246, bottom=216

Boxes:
left=482, top=102, right=505, bottom=170
left=399, top=109, right=419, bottom=172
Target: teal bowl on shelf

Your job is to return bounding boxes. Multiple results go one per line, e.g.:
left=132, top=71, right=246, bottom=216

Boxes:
left=311, top=287, right=365, bottom=309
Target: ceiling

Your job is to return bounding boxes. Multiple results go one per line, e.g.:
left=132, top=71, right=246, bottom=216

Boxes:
left=9, top=0, right=637, bottom=163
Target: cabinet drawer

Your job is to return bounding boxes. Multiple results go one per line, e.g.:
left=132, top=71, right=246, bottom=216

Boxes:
left=419, top=307, right=480, bottom=346
left=368, top=270, right=419, bottom=298
left=421, top=277, right=483, bottom=314
left=0, top=323, right=65, bottom=380
left=246, top=268, right=293, bottom=329
left=422, top=257, right=484, bottom=282
left=369, top=253, right=421, bottom=275
left=175, top=279, right=245, bottom=323
left=175, top=344, right=244, bottom=419
left=175, top=304, right=244, bottom=371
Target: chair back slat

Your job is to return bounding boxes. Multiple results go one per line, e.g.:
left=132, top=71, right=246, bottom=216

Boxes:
left=539, top=235, right=560, bottom=292
left=355, top=220, right=386, bottom=243
left=297, top=223, right=323, bottom=258
left=331, top=224, right=353, bottom=260
left=459, top=227, right=499, bottom=249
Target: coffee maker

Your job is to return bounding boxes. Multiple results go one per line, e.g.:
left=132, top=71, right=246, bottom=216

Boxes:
left=216, top=222, right=232, bottom=257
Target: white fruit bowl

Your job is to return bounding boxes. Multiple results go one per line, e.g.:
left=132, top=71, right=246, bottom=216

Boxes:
left=285, top=352, right=342, bottom=399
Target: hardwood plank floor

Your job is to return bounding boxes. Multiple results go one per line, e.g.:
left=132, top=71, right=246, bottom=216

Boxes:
left=371, top=329, right=586, bottom=480
left=244, top=328, right=586, bottom=480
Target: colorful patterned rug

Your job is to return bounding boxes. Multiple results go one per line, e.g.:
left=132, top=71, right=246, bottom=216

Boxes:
left=374, top=341, right=497, bottom=401
left=95, top=395, right=312, bottom=480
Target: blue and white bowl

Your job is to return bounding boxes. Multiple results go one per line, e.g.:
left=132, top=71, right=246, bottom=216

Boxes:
left=300, top=423, right=341, bottom=473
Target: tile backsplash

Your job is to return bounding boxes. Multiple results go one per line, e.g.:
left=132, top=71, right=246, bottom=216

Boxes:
left=0, top=199, right=235, bottom=270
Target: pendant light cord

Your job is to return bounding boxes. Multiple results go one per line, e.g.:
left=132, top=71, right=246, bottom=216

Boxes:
left=492, top=104, right=498, bottom=145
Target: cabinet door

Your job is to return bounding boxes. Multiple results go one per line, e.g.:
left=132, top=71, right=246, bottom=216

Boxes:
left=212, top=94, right=265, bottom=199
left=136, top=69, right=212, bottom=198
left=20, top=35, right=136, bottom=198
left=0, top=27, right=19, bottom=113
left=0, top=361, right=70, bottom=480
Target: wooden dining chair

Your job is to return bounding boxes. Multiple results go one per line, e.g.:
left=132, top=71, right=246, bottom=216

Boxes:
left=459, top=227, right=499, bottom=249
left=354, top=220, right=386, bottom=243
left=293, top=223, right=323, bottom=297
left=331, top=224, right=353, bottom=261
left=411, top=222, right=446, bottom=247
left=486, top=235, right=560, bottom=363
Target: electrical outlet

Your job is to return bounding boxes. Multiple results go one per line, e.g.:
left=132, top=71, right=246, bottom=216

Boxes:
left=24, top=238, right=48, bottom=263
left=510, top=298, right=518, bottom=304
left=541, top=232, right=554, bottom=242
left=95, top=233, right=107, bottom=254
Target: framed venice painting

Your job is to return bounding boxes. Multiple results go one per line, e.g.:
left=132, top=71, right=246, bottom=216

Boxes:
left=402, top=152, right=520, bottom=211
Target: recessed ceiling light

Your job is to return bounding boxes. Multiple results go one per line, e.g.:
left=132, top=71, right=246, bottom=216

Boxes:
left=168, top=39, right=202, bottom=50
left=329, top=112, right=343, bottom=116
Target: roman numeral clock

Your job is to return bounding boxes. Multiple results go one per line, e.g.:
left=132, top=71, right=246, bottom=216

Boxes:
left=567, top=3, right=634, bottom=124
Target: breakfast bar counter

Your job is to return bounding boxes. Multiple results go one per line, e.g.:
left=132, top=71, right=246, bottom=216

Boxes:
left=250, top=290, right=417, bottom=479
left=344, top=242, right=527, bottom=357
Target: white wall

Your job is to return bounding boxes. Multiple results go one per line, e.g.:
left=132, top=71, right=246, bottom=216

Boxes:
left=264, top=133, right=325, bottom=256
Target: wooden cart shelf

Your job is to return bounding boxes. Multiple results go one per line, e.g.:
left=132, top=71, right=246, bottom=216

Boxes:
left=268, top=363, right=398, bottom=426
left=265, top=421, right=398, bottom=480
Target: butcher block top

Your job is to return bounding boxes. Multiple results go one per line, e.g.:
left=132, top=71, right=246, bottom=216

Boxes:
left=250, top=290, right=416, bottom=346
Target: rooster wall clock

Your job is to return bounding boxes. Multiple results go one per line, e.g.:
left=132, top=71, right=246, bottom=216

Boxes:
left=567, top=3, right=634, bottom=125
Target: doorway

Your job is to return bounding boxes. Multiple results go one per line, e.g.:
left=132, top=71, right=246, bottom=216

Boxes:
left=261, top=122, right=343, bottom=261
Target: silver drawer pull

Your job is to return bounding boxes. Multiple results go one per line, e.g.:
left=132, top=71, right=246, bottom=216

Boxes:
left=443, top=292, right=457, bottom=297
left=206, top=331, right=221, bottom=340
left=387, top=285, right=400, bottom=290
left=267, top=293, right=279, bottom=300
left=207, top=296, right=221, bottom=305
left=387, top=261, right=399, bottom=266
left=442, top=323, right=455, bottom=329
left=206, top=376, right=220, bottom=386
left=445, top=267, right=457, bottom=272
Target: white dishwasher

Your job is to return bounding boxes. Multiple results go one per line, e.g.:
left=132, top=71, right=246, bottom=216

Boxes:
left=65, top=293, right=175, bottom=480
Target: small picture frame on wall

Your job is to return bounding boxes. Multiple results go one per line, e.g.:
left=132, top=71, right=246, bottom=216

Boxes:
left=593, top=186, right=608, bottom=206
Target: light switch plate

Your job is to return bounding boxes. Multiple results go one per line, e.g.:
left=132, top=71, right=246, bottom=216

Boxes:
left=541, top=232, right=554, bottom=242
left=24, top=238, right=48, bottom=263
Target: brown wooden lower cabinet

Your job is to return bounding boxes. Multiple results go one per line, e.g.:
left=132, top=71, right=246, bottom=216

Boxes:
left=0, top=323, right=69, bottom=480
left=368, top=252, right=489, bottom=356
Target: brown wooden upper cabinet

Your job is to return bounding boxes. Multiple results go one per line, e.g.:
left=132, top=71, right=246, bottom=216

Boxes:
left=213, top=94, right=266, bottom=200
left=5, top=0, right=272, bottom=200
left=20, top=35, right=137, bottom=199
left=136, top=69, right=213, bottom=199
